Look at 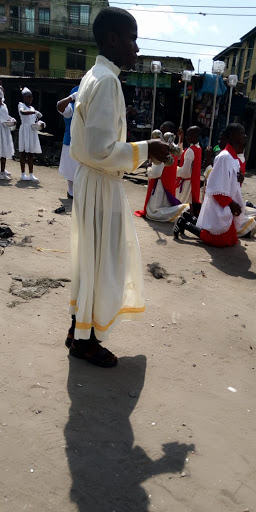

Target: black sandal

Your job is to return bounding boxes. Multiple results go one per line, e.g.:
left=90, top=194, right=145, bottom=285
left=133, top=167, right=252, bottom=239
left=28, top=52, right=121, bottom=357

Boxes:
left=69, top=339, right=118, bottom=368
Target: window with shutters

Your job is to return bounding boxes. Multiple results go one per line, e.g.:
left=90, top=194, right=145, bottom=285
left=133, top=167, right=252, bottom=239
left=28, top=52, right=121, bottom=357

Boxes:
left=68, top=4, right=89, bottom=25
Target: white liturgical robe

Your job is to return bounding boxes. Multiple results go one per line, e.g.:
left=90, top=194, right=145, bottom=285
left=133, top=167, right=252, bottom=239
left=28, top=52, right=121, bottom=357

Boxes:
left=69, top=55, right=148, bottom=341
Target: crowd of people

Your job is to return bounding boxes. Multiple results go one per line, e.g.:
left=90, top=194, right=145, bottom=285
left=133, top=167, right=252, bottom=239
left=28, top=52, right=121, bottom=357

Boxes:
left=1, top=7, right=255, bottom=369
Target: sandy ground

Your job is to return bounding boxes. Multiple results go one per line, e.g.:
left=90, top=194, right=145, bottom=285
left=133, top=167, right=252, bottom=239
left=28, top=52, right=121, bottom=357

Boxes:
left=0, top=160, right=256, bottom=512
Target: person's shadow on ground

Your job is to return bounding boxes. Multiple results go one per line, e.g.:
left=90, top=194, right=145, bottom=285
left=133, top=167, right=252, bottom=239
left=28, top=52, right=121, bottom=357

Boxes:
left=65, top=355, right=194, bottom=512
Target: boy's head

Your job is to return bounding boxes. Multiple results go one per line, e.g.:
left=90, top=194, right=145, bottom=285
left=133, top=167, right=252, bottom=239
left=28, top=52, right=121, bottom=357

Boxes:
left=160, top=121, right=175, bottom=136
left=93, top=7, right=139, bottom=70
left=186, top=126, right=201, bottom=145
left=225, top=123, right=246, bottom=154
left=218, top=129, right=228, bottom=150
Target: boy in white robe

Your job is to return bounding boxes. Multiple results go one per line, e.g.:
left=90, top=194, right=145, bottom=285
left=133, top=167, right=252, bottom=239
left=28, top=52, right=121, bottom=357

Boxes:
left=66, top=7, right=170, bottom=367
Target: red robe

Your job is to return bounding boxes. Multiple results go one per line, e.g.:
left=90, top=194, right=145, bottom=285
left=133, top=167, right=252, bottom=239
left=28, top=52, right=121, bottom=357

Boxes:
left=134, top=156, right=179, bottom=217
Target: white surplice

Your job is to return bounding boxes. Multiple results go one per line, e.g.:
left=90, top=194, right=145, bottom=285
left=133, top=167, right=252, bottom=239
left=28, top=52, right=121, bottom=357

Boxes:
left=176, top=143, right=199, bottom=204
left=146, top=163, right=189, bottom=222
left=197, top=150, right=245, bottom=235
left=202, top=154, right=256, bottom=237
left=69, top=55, right=148, bottom=342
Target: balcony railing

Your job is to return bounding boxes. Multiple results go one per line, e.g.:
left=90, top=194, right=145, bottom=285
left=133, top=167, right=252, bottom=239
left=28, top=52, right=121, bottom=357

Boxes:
left=0, top=66, right=86, bottom=79
left=2, top=16, right=94, bottom=42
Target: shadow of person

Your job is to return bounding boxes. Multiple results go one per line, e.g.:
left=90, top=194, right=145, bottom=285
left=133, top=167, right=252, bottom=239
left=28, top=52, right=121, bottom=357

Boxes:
left=65, top=355, right=194, bottom=512
left=15, top=180, right=42, bottom=189
left=175, top=237, right=256, bottom=280
left=54, top=197, right=73, bottom=215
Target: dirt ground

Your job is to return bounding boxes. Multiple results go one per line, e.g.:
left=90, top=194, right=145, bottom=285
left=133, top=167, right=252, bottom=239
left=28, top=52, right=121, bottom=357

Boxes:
left=0, top=160, right=256, bottom=512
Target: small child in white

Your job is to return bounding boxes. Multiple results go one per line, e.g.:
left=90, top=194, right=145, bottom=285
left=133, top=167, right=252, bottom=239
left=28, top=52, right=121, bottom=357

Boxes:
left=18, top=87, right=44, bottom=182
left=0, top=88, right=16, bottom=180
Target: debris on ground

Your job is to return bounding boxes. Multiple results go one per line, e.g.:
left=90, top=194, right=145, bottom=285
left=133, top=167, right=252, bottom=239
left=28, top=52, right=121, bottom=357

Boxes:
left=9, top=276, right=71, bottom=300
left=0, top=211, right=12, bottom=215
left=35, top=247, right=68, bottom=253
left=147, top=262, right=169, bottom=279
left=0, top=226, right=14, bottom=238
left=14, top=236, right=33, bottom=247
left=47, top=218, right=56, bottom=225
left=6, top=299, right=29, bottom=308
left=0, top=248, right=4, bottom=255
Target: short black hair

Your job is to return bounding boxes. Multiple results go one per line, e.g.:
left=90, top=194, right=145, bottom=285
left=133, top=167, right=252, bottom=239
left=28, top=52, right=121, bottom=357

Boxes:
left=93, top=7, right=137, bottom=46
left=225, top=123, right=244, bottom=140
left=160, top=121, right=175, bottom=133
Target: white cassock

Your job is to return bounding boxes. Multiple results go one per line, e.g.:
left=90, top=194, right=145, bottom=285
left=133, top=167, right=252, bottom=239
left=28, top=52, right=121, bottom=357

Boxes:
left=18, top=102, right=42, bottom=154
left=0, top=103, right=14, bottom=159
left=58, top=104, right=78, bottom=182
left=146, top=163, right=189, bottom=222
left=69, top=55, right=148, bottom=342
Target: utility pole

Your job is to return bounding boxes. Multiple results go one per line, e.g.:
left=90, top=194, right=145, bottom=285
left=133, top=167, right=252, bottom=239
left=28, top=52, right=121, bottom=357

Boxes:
left=198, top=59, right=201, bottom=74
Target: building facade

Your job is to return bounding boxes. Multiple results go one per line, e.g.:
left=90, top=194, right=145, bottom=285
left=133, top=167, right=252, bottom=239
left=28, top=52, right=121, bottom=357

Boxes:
left=135, top=55, right=194, bottom=74
left=214, top=27, right=256, bottom=101
left=0, top=0, right=108, bottom=79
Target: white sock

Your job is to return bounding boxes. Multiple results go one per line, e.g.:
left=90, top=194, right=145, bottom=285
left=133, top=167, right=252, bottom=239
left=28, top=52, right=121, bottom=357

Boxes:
left=68, top=180, right=73, bottom=196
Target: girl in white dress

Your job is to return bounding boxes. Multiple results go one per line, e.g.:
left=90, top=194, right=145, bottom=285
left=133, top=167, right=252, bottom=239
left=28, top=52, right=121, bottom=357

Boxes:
left=18, top=87, right=43, bottom=182
left=0, top=89, right=16, bottom=181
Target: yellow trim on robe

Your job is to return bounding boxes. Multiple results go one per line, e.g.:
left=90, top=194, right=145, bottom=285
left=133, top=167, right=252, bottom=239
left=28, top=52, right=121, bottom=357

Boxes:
left=130, top=142, right=140, bottom=171
left=237, top=217, right=255, bottom=236
left=169, top=204, right=190, bottom=223
left=76, top=306, right=145, bottom=333
left=70, top=300, right=77, bottom=306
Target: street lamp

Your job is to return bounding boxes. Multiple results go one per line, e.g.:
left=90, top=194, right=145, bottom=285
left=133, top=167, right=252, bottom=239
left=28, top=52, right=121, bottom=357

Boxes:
left=226, top=74, right=238, bottom=126
left=151, top=60, right=161, bottom=135
left=209, top=60, right=226, bottom=146
left=180, top=70, right=192, bottom=128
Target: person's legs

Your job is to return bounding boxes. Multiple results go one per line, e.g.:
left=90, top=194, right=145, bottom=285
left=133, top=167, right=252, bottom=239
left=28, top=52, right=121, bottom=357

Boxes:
left=174, top=216, right=201, bottom=239
left=67, top=180, right=73, bottom=198
left=65, top=316, right=117, bottom=367
left=20, top=152, right=30, bottom=180
left=28, top=153, right=39, bottom=182
left=0, top=158, right=10, bottom=180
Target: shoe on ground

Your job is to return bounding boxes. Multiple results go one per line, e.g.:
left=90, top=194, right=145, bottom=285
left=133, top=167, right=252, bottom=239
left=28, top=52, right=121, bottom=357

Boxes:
left=4, top=169, right=11, bottom=176
left=173, top=216, right=186, bottom=239
left=20, top=173, right=30, bottom=181
left=28, top=173, right=39, bottom=182
left=0, top=172, right=11, bottom=180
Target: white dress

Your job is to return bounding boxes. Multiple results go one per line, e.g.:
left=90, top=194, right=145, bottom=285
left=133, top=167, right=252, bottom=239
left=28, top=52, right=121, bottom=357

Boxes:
left=146, top=163, right=189, bottom=222
left=0, top=103, right=14, bottom=159
left=58, top=104, right=78, bottom=182
left=69, top=55, right=148, bottom=342
left=18, top=102, right=42, bottom=154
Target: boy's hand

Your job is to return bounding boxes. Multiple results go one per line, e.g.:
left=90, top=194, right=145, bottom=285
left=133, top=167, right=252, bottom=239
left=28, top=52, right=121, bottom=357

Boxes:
left=230, top=201, right=242, bottom=216
left=147, top=140, right=170, bottom=163
left=237, top=171, right=244, bottom=185
left=177, top=127, right=184, bottom=142
left=204, top=147, right=213, bottom=168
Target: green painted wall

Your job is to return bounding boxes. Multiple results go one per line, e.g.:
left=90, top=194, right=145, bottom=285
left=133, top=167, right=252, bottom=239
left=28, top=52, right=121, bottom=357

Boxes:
left=49, top=42, right=66, bottom=75
left=86, top=46, right=98, bottom=71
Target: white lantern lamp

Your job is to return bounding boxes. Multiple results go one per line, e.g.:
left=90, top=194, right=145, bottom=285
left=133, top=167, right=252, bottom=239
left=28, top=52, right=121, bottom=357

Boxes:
left=151, top=61, right=162, bottom=135
left=180, top=70, right=193, bottom=128
left=209, top=60, right=226, bottom=146
left=226, top=74, right=238, bottom=126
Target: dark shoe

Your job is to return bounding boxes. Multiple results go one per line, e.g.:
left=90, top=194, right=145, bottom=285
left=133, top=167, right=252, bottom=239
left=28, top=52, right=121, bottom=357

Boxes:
left=183, top=211, right=197, bottom=225
left=67, top=192, right=73, bottom=199
left=173, top=216, right=186, bottom=239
